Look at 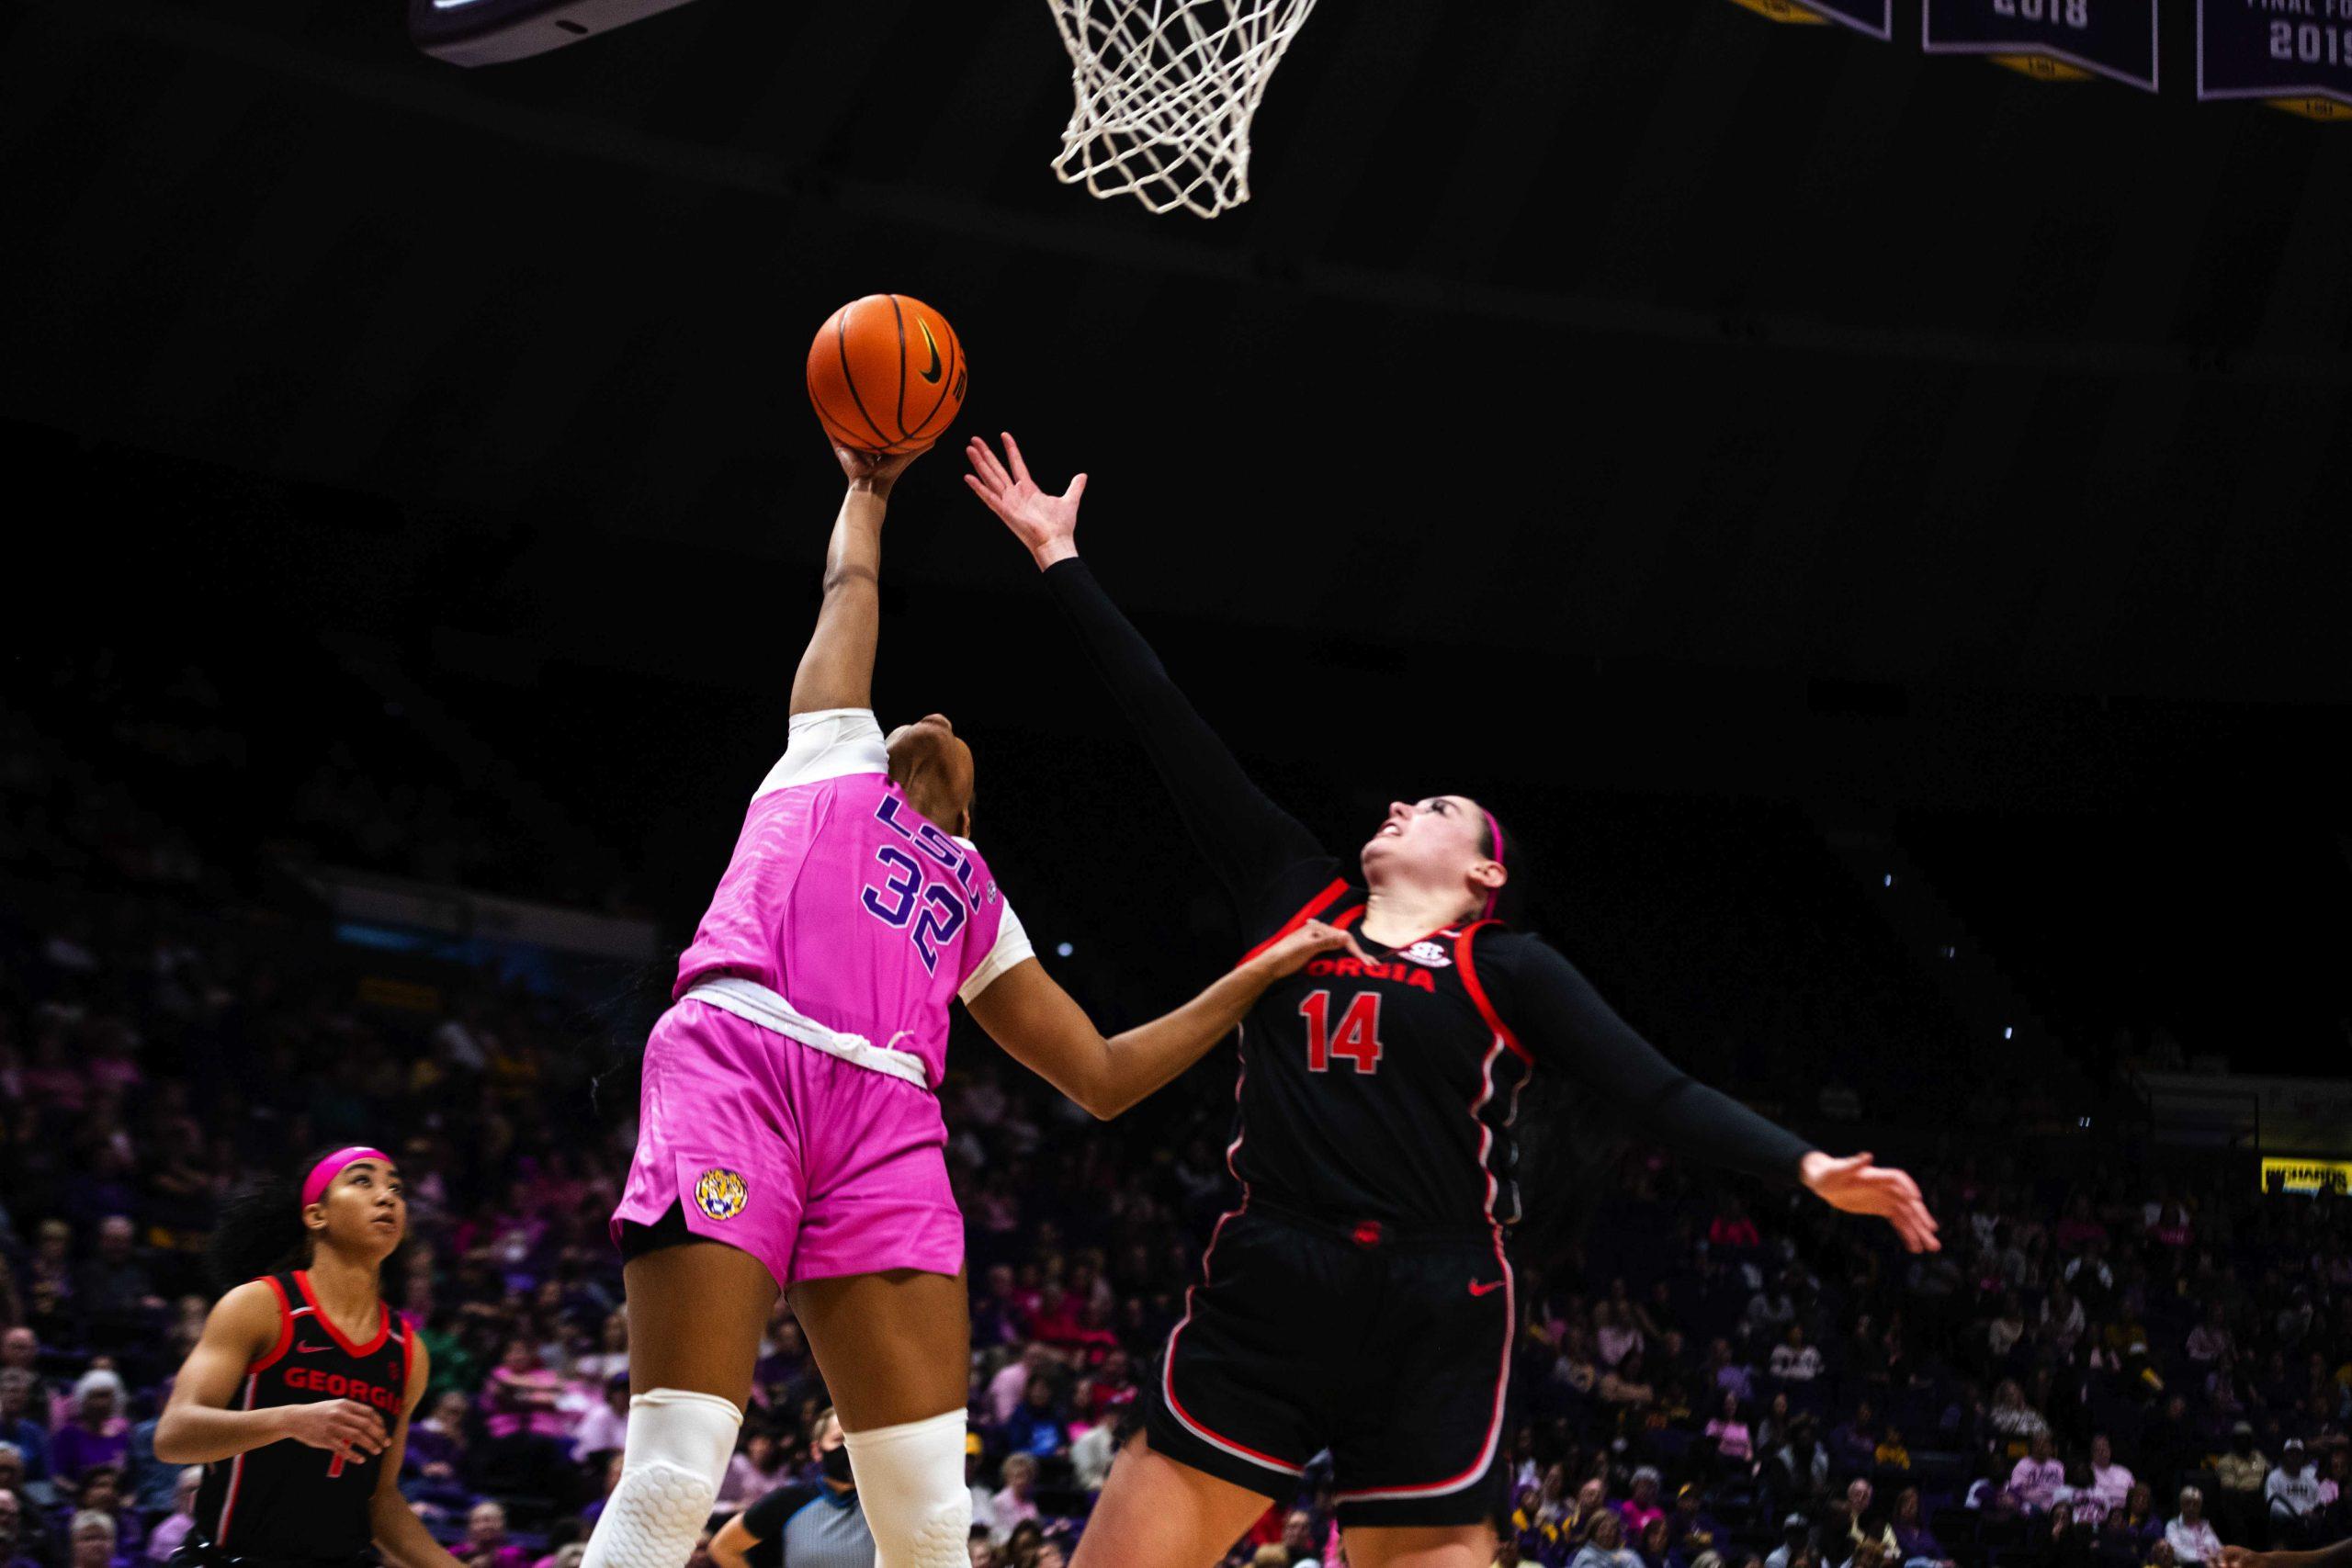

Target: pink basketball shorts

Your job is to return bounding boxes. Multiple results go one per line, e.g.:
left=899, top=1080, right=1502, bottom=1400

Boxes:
left=608, top=996, right=964, bottom=1290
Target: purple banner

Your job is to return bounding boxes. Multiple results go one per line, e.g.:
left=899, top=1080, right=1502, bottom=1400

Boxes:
left=2197, top=0, right=2352, bottom=111
left=1923, top=0, right=2163, bottom=90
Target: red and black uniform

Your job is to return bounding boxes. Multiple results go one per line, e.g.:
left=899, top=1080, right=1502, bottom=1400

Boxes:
left=186, top=1271, right=410, bottom=1565
left=1041, top=558, right=1816, bottom=1528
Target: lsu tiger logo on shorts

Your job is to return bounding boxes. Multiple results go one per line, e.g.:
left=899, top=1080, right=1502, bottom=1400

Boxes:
left=694, top=1168, right=749, bottom=1221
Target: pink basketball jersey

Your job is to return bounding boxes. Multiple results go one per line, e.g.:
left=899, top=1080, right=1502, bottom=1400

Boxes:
left=673, top=711, right=1026, bottom=1088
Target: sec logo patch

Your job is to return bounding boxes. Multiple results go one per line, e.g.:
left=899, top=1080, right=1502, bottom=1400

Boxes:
left=694, top=1168, right=749, bottom=1221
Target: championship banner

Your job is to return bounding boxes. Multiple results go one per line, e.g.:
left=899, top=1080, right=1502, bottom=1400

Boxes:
left=1923, top=0, right=2162, bottom=89
left=2262, top=1157, right=2352, bottom=1195
left=1727, top=0, right=1895, bottom=40
left=2198, top=0, right=2352, bottom=120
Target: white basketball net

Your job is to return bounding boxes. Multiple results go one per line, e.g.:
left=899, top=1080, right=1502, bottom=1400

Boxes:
left=1047, top=0, right=1320, bottom=220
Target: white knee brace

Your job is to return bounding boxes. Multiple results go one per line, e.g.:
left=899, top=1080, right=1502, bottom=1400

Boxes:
left=842, top=1409, right=972, bottom=1568
left=581, top=1390, right=743, bottom=1568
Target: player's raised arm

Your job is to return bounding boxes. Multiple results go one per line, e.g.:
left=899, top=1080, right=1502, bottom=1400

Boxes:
left=787, top=443, right=929, bottom=717
left=1500, top=938, right=1940, bottom=1253
left=964, top=432, right=1323, bottom=908
left=966, top=919, right=1367, bottom=1120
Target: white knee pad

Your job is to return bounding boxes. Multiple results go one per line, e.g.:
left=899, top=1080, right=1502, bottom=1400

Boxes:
left=842, top=1409, right=972, bottom=1568
left=581, top=1390, right=743, bottom=1568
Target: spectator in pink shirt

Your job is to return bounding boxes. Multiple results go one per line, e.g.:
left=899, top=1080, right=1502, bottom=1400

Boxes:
left=2009, top=1432, right=2066, bottom=1514
left=1618, top=1468, right=1667, bottom=1538
left=481, top=1339, right=569, bottom=1441
left=478, top=1339, right=575, bottom=1504
left=1706, top=1393, right=1755, bottom=1470
left=989, top=1345, right=1055, bottom=1426
left=2087, top=1434, right=2134, bottom=1515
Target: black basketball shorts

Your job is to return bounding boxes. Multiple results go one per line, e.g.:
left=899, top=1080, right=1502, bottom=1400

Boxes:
left=1143, top=1201, right=1516, bottom=1529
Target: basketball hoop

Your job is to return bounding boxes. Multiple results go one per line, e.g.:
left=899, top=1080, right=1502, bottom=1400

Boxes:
left=1046, top=0, right=1321, bottom=220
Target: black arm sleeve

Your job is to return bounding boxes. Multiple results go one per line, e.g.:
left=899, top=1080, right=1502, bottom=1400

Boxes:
left=1042, top=558, right=1326, bottom=910
left=1497, top=936, right=1815, bottom=1184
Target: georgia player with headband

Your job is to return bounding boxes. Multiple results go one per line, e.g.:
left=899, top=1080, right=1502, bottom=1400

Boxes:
left=584, top=439, right=1363, bottom=1568
left=155, top=1145, right=462, bottom=1568
left=966, top=431, right=1939, bottom=1568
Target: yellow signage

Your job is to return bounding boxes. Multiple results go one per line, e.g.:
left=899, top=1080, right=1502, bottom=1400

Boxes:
left=1991, top=53, right=2095, bottom=82
left=2262, top=1157, right=2352, bottom=1195
left=1729, top=0, right=1831, bottom=23
left=2272, top=97, right=2349, bottom=122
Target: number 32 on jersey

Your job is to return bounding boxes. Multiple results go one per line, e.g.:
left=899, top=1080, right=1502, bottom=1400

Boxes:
left=1298, top=989, right=1384, bottom=1074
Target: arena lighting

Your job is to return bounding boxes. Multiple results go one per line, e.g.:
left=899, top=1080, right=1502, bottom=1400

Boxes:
left=1883, top=874, right=1894, bottom=887
left=409, top=0, right=708, bottom=66
left=2004, top=1026, right=2015, bottom=1039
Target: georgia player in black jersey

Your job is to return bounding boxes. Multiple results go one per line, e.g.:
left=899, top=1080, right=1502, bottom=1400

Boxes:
left=155, top=1146, right=463, bottom=1568
left=966, top=434, right=1939, bottom=1568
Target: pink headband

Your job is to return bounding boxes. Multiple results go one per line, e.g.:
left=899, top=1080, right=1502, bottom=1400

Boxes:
left=1481, top=809, right=1506, bottom=919
left=302, top=1146, right=392, bottom=1209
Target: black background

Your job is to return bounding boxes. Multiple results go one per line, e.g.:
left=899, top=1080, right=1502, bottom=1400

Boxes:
left=6, top=0, right=2347, bottom=1081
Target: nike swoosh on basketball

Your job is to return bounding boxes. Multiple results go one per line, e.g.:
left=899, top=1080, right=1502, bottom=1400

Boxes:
left=917, top=320, right=944, bottom=385
left=1469, top=1279, right=1505, bottom=1297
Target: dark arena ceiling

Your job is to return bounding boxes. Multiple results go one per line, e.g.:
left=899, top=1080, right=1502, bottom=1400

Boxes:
left=7, top=0, right=2349, bottom=721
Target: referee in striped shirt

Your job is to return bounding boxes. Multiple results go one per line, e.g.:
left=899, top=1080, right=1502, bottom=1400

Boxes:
left=711, top=1412, right=873, bottom=1568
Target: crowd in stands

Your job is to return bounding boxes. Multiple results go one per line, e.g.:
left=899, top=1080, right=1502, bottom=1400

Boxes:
left=3, top=692, right=2349, bottom=1568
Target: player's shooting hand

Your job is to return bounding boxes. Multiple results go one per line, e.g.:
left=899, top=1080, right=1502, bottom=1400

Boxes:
left=1800, top=1150, right=1941, bottom=1254
left=1245, top=920, right=1375, bottom=982
left=835, top=441, right=930, bottom=499
left=964, top=433, right=1086, bottom=568
left=280, top=1398, right=390, bottom=1464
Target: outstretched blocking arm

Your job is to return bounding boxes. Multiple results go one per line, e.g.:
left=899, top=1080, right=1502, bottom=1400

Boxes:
left=788, top=446, right=928, bottom=717
left=1503, top=938, right=1940, bottom=1253
left=967, top=920, right=1366, bottom=1120
left=966, top=434, right=1324, bottom=908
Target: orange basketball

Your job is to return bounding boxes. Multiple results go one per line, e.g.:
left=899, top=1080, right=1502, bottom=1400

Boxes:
left=807, top=294, right=968, bottom=456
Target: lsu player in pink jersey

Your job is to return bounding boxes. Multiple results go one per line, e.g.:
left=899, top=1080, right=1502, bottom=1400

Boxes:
left=584, top=440, right=1362, bottom=1568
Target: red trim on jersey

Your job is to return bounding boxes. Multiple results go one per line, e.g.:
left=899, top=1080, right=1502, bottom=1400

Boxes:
left=1453, top=921, right=1531, bottom=1065
left=394, top=1313, right=414, bottom=1407
left=1236, top=878, right=1351, bottom=967
left=294, top=1270, right=390, bottom=1359
left=248, top=1275, right=297, bottom=1373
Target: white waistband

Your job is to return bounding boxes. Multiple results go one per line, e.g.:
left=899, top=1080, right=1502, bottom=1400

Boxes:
left=681, top=977, right=933, bottom=1091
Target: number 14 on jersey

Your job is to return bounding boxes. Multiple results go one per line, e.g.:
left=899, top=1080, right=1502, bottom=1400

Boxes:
left=1298, top=990, right=1384, bottom=1074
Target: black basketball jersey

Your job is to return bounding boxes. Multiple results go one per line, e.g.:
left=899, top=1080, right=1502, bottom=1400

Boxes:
left=194, top=1271, right=411, bottom=1559
left=1229, top=870, right=1535, bottom=1235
